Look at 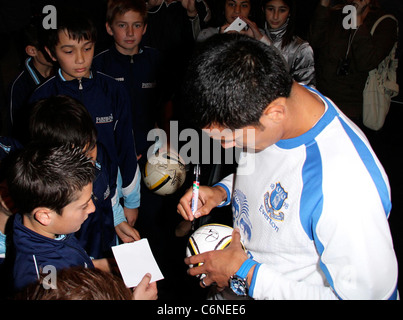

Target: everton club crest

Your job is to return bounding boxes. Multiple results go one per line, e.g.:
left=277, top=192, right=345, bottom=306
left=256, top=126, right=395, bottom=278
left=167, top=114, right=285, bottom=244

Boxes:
left=264, top=183, right=288, bottom=221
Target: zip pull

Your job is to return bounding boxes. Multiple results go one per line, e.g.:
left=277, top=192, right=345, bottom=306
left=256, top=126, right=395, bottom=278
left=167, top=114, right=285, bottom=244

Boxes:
left=130, top=55, right=134, bottom=63
left=78, top=79, right=83, bottom=90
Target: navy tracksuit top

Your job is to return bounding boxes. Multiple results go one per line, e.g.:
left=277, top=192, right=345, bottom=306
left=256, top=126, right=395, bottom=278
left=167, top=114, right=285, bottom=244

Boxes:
left=29, top=69, right=139, bottom=198
left=92, top=45, right=162, bottom=157
left=12, top=213, right=94, bottom=291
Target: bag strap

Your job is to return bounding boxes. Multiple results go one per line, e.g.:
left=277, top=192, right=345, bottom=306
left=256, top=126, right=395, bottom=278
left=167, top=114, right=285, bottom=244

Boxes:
left=370, top=14, right=398, bottom=35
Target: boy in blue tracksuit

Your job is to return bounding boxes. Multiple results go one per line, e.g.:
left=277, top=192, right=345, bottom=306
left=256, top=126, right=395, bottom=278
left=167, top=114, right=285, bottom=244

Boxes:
left=7, top=143, right=97, bottom=292
left=93, top=1, right=168, bottom=258
left=92, top=0, right=163, bottom=160
left=7, top=19, right=54, bottom=143
left=29, top=8, right=141, bottom=221
left=29, top=96, right=140, bottom=259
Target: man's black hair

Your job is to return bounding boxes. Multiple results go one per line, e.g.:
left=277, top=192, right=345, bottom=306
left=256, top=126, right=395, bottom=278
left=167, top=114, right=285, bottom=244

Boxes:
left=182, top=33, right=293, bottom=130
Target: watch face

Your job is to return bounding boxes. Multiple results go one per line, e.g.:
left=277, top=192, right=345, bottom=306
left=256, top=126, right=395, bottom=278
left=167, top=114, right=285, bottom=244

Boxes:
left=230, top=276, right=247, bottom=296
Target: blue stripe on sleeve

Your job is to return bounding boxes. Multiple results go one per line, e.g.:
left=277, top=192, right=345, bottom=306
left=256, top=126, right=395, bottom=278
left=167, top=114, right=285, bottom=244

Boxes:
left=300, top=142, right=323, bottom=241
left=248, top=263, right=261, bottom=298
left=339, top=120, right=391, bottom=217
left=300, top=142, right=336, bottom=292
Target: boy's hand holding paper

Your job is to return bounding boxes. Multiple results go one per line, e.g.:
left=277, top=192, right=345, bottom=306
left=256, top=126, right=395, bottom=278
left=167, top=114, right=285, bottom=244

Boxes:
left=112, top=238, right=164, bottom=288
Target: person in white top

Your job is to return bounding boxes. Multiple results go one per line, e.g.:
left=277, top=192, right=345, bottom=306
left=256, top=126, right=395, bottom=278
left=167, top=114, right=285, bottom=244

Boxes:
left=177, top=33, right=398, bottom=300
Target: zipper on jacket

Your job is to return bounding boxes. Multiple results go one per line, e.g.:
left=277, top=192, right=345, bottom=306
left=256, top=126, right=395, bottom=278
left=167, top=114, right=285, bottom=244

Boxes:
left=78, top=79, right=83, bottom=90
left=130, top=55, right=134, bottom=63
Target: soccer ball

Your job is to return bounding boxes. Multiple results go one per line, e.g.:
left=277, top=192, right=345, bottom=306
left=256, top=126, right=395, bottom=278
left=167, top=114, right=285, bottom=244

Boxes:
left=186, top=224, right=235, bottom=278
left=142, top=150, right=186, bottom=196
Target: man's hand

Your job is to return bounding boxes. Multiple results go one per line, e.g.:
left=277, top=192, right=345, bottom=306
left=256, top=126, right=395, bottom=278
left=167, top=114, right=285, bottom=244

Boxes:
left=177, top=185, right=227, bottom=221
left=352, top=0, right=370, bottom=26
left=184, top=228, right=248, bottom=289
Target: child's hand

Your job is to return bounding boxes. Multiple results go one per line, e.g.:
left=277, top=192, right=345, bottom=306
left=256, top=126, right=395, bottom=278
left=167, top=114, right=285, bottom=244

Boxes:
left=115, top=221, right=141, bottom=242
left=220, top=22, right=231, bottom=34
left=124, top=207, right=139, bottom=227
left=132, top=273, right=158, bottom=300
left=239, top=16, right=263, bottom=40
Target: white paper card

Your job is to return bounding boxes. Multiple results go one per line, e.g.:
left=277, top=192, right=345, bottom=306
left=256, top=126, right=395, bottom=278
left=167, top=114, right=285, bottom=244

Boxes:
left=112, top=238, right=164, bottom=288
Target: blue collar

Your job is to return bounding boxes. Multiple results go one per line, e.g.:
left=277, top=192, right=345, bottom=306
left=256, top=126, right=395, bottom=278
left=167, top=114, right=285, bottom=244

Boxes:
left=25, top=57, right=41, bottom=85
left=58, top=68, right=93, bottom=81
left=275, top=86, right=338, bottom=150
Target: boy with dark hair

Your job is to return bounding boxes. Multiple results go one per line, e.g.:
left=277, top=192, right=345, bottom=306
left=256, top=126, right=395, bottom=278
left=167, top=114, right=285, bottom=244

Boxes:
left=178, top=34, right=398, bottom=300
left=7, top=18, right=54, bottom=142
left=93, top=0, right=162, bottom=160
left=29, top=95, right=140, bottom=259
left=7, top=143, right=97, bottom=291
left=29, top=8, right=141, bottom=226
left=93, top=0, right=167, bottom=262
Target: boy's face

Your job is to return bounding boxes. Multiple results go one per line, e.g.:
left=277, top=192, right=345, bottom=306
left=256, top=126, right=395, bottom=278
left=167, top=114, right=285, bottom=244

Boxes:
left=47, top=29, right=94, bottom=80
left=50, top=183, right=95, bottom=235
left=225, top=0, right=251, bottom=24
left=106, top=10, right=147, bottom=56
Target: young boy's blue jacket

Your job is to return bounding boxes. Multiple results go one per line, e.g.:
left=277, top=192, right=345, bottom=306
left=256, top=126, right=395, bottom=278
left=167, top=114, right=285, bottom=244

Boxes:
left=7, top=57, right=50, bottom=142
left=29, top=70, right=140, bottom=209
left=93, top=45, right=162, bottom=157
left=75, top=142, right=117, bottom=259
left=11, top=213, right=94, bottom=291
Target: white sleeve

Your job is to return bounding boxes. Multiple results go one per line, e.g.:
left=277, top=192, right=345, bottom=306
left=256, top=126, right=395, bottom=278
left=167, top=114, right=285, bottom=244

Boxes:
left=312, top=184, right=398, bottom=300
left=250, top=264, right=339, bottom=300
left=213, top=173, right=234, bottom=207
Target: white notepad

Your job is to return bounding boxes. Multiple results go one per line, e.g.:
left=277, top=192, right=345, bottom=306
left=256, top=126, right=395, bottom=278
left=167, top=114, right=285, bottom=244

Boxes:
left=112, top=238, right=164, bottom=288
